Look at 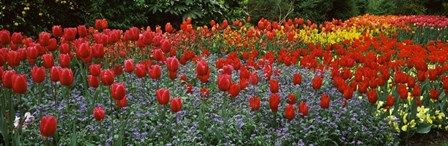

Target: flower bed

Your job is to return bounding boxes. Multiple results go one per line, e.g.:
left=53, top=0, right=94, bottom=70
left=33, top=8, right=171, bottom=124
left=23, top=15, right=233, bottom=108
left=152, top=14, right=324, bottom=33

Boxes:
left=0, top=15, right=447, bottom=145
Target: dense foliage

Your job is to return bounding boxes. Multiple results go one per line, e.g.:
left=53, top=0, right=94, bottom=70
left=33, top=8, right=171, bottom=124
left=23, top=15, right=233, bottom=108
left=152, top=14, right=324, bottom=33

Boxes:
left=1, top=0, right=447, bottom=37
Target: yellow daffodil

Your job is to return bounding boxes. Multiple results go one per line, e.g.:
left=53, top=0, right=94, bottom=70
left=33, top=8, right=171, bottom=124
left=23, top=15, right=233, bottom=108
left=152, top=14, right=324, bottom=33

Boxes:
left=401, top=125, right=408, bottom=132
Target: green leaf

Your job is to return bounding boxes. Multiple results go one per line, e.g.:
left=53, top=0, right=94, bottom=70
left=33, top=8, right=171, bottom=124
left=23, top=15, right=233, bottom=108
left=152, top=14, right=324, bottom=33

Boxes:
left=416, top=123, right=431, bottom=134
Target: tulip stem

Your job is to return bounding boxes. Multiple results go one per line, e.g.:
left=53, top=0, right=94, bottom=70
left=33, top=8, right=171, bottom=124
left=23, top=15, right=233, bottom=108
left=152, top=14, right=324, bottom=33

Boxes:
left=252, top=85, right=256, bottom=97
left=8, top=90, right=14, bottom=141
left=52, top=82, right=57, bottom=114
left=66, top=86, right=71, bottom=111
left=274, top=113, right=278, bottom=129
left=45, top=137, right=49, bottom=146
left=141, top=78, right=145, bottom=98
left=0, top=87, right=5, bottom=143
left=176, top=112, right=179, bottom=125
left=272, top=113, right=277, bottom=143
left=39, top=83, right=44, bottom=106
left=117, top=108, right=122, bottom=145
left=160, top=105, right=165, bottom=122
left=109, top=98, right=114, bottom=145
left=17, top=94, right=24, bottom=141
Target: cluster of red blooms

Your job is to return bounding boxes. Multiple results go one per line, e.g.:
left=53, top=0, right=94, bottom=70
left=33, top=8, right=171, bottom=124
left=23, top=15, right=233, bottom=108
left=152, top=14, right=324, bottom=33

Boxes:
left=0, top=16, right=447, bottom=139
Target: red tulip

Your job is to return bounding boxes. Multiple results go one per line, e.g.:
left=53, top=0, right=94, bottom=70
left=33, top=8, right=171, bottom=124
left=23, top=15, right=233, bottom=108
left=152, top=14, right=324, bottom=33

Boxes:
left=52, top=25, right=63, bottom=37
left=407, top=78, right=415, bottom=88
left=293, top=73, right=302, bottom=85
left=59, top=68, right=74, bottom=86
left=77, top=43, right=90, bottom=58
left=63, top=27, right=77, bottom=41
left=77, top=25, right=87, bottom=37
left=269, top=79, right=279, bottom=93
left=411, top=84, right=421, bottom=97
left=177, top=74, right=186, bottom=84
left=186, top=84, right=193, bottom=94
left=124, top=59, right=135, bottom=73
left=92, top=44, right=104, bottom=58
left=135, top=64, right=146, bottom=78
left=161, top=39, right=171, bottom=53
left=47, top=40, right=59, bottom=51
left=249, top=96, right=261, bottom=111
left=50, top=66, right=61, bottom=82
left=0, top=67, right=3, bottom=80
left=415, top=97, right=422, bottom=107
left=88, top=75, right=100, bottom=88
left=222, top=65, right=233, bottom=75
left=124, top=27, right=139, bottom=41
left=11, top=32, right=22, bottom=44
left=156, top=89, right=170, bottom=105
left=12, top=74, right=27, bottom=94
left=343, top=88, right=353, bottom=99
left=239, top=78, right=248, bottom=90
left=249, top=72, right=258, bottom=85
left=2, top=70, right=16, bottom=88
left=312, top=76, right=323, bottom=90
left=7, top=51, right=20, bottom=67
left=428, top=69, right=438, bottom=81
left=165, top=22, right=173, bottom=33
left=148, top=65, right=162, bottom=80
left=116, top=96, right=127, bottom=108
left=239, top=66, right=250, bottom=79
left=0, top=49, right=7, bottom=66
left=59, top=43, right=70, bottom=54
left=101, top=69, right=115, bottom=86
left=218, top=74, right=232, bottom=91
left=40, top=115, right=57, bottom=137
left=285, top=104, right=295, bottom=121
left=298, top=101, right=308, bottom=116
left=443, top=77, right=448, bottom=90
left=357, top=82, right=368, bottom=94
left=18, top=48, right=27, bottom=61
left=320, top=94, right=330, bottom=109
left=168, top=71, right=177, bottom=80
left=113, top=65, right=123, bottom=76
left=430, top=89, right=439, bottom=100
left=89, top=64, right=101, bottom=76
left=38, top=32, right=51, bottom=46
left=95, top=19, right=108, bottom=29
left=59, top=54, right=71, bottom=68
left=367, top=90, right=378, bottom=104
left=287, top=94, right=296, bottom=104
left=31, top=66, right=46, bottom=83
left=386, top=95, right=395, bottom=107
left=166, top=57, right=179, bottom=72
left=27, top=47, right=39, bottom=60
left=0, top=30, right=10, bottom=45
left=200, top=87, right=210, bottom=98
left=198, top=74, right=210, bottom=83
left=152, top=49, right=164, bottom=61
left=177, top=56, right=186, bottom=66
left=210, top=20, right=216, bottom=26
left=170, top=97, right=182, bottom=113
left=42, top=54, right=54, bottom=68
left=397, top=84, right=408, bottom=100
left=228, top=83, right=240, bottom=98
left=93, top=106, right=105, bottom=121
left=196, top=60, right=209, bottom=76
left=269, top=94, right=280, bottom=112
left=111, top=82, right=126, bottom=100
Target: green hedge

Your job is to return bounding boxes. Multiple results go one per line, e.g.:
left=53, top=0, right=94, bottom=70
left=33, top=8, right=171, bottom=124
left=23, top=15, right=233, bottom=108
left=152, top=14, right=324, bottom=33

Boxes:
left=0, top=0, right=446, bottom=37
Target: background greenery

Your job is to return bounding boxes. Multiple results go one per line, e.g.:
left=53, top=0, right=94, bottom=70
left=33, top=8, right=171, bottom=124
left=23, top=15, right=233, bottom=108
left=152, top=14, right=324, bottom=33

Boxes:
left=1, top=0, right=447, bottom=37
